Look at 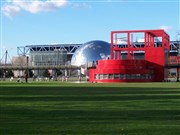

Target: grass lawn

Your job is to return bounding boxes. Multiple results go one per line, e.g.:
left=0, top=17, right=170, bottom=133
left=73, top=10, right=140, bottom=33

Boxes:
left=0, top=82, right=180, bottom=135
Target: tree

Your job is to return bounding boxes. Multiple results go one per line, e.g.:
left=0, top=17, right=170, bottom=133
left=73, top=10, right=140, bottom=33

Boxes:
left=28, top=69, right=34, bottom=78
left=56, top=69, right=62, bottom=76
left=0, top=69, right=3, bottom=77
left=43, top=69, right=50, bottom=77
left=5, top=70, right=14, bottom=78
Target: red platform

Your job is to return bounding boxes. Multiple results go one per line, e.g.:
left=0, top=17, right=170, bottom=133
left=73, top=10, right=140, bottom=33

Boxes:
left=89, top=29, right=170, bottom=82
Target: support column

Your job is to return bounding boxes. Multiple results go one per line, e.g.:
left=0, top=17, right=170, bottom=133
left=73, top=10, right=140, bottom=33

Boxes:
left=177, top=68, right=179, bottom=82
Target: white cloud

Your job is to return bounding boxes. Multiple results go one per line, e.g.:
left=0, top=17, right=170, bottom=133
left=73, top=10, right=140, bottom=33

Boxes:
left=2, top=4, right=21, bottom=18
left=72, top=3, right=91, bottom=9
left=2, top=0, right=68, bottom=18
left=159, top=25, right=173, bottom=32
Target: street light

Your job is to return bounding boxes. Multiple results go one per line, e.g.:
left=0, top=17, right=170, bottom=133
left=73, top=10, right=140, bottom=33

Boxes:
left=176, top=31, right=180, bottom=82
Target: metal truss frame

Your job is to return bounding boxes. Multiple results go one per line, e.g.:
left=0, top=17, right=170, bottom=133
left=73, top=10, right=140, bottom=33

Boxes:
left=17, top=41, right=180, bottom=56
left=17, top=44, right=82, bottom=56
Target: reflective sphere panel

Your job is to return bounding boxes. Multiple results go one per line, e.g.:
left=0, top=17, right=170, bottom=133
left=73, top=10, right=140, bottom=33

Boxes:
left=71, top=40, right=110, bottom=66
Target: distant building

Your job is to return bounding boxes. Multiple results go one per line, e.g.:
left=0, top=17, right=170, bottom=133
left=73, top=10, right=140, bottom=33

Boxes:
left=17, top=44, right=82, bottom=77
left=30, top=50, right=67, bottom=67
left=15, top=38, right=180, bottom=80
left=17, top=44, right=82, bottom=64
left=12, top=56, right=27, bottom=77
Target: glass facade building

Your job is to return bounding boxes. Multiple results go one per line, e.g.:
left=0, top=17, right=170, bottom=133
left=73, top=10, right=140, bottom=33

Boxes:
left=30, top=50, right=67, bottom=66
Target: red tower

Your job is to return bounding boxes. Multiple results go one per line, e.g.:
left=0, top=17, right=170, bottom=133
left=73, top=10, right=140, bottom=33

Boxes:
left=89, top=29, right=170, bottom=82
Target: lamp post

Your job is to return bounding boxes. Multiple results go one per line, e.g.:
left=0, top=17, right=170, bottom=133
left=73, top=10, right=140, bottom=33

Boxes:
left=26, top=56, right=29, bottom=82
left=176, top=31, right=180, bottom=82
left=177, top=57, right=179, bottom=82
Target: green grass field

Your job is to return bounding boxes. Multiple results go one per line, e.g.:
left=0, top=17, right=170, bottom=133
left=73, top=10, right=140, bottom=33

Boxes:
left=0, top=82, right=180, bottom=135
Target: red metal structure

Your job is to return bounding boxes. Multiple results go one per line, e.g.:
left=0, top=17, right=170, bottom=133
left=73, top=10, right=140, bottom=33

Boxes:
left=89, top=29, right=170, bottom=82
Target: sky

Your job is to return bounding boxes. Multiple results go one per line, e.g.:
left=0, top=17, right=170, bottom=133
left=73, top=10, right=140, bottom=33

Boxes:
left=0, top=0, right=180, bottom=59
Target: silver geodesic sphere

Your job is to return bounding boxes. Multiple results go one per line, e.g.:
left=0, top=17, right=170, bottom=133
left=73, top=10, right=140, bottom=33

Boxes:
left=71, top=40, right=110, bottom=66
